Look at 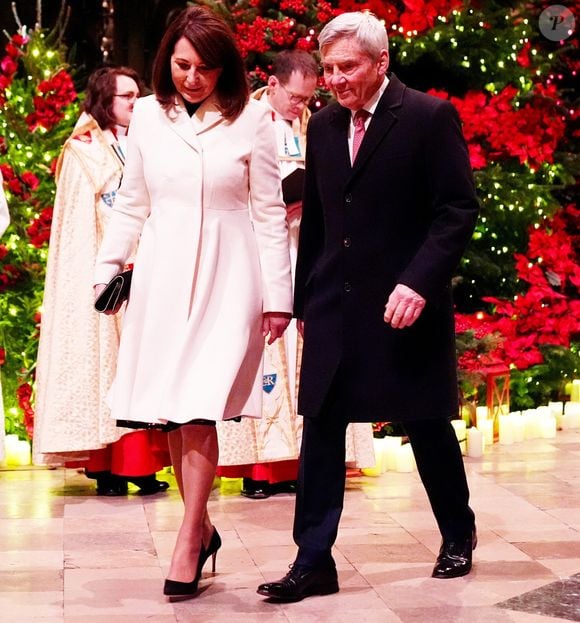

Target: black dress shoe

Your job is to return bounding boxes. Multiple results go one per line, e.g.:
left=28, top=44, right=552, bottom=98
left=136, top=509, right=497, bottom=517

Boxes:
left=87, top=471, right=128, bottom=496
left=270, top=480, right=297, bottom=495
left=241, top=478, right=271, bottom=499
left=126, top=474, right=170, bottom=495
left=257, top=563, right=339, bottom=601
left=432, top=526, right=477, bottom=579
left=96, top=480, right=128, bottom=496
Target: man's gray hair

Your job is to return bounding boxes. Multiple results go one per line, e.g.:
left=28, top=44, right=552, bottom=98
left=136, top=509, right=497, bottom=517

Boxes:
left=318, top=11, right=389, bottom=58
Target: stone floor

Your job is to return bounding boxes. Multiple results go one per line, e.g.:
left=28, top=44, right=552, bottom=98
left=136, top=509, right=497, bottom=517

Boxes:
left=1, top=430, right=580, bottom=622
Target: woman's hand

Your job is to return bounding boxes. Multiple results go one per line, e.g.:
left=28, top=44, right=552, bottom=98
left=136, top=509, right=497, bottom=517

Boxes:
left=262, top=312, right=292, bottom=345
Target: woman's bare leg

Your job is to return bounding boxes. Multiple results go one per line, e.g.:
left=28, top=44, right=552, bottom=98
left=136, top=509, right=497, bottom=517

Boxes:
left=167, top=428, right=184, bottom=500
left=167, top=424, right=218, bottom=583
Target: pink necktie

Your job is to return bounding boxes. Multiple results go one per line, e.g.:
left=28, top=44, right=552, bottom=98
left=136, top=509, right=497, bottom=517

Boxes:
left=352, top=109, right=369, bottom=162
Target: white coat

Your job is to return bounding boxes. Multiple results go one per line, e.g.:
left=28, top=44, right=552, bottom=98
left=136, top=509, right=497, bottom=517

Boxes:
left=94, top=94, right=292, bottom=425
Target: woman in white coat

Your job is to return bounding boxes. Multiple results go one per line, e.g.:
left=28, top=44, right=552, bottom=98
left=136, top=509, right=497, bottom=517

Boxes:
left=94, top=7, right=292, bottom=598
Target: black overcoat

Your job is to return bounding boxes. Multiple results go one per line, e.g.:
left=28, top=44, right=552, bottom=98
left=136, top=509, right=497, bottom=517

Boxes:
left=293, top=74, right=479, bottom=423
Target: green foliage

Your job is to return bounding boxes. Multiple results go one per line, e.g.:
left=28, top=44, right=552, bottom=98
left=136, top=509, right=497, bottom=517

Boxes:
left=0, top=26, right=79, bottom=438
left=510, top=343, right=580, bottom=411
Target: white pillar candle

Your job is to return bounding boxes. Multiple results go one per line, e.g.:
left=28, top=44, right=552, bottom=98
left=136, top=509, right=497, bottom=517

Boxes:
left=5, top=436, right=30, bottom=466
left=570, top=379, right=580, bottom=402
left=480, top=419, right=494, bottom=446
left=467, top=426, right=484, bottom=457
left=565, top=401, right=580, bottom=415
left=395, top=444, right=415, bottom=472
left=4, top=434, right=20, bottom=466
left=362, top=438, right=385, bottom=476
left=475, top=406, right=489, bottom=426
left=499, top=415, right=514, bottom=445
left=549, top=401, right=565, bottom=429
left=384, top=436, right=403, bottom=471
left=564, top=402, right=580, bottom=428
left=511, top=415, right=525, bottom=442
left=539, top=415, right=557, bottom=438
left=374, top=438, right=386, bottom=473
left=15, top=440, right=31, bottom=466
left=523, top=410, right=538, bottom=439
left=451, top=419, right=467, bottom=454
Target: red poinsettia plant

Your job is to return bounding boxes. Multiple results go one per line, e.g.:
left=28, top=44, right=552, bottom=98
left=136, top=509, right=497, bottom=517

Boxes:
left=456, top=205, right=580, bottom=381
left=429, top=83, right=567, bottom=170
left=0, top=26, right=79, bottom=439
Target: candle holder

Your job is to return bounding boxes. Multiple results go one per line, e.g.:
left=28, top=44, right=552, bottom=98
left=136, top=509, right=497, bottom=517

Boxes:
left=481, top=362, right=511, bottom=443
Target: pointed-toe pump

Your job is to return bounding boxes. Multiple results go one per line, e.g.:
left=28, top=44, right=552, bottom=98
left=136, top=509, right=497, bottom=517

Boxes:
left=163, top=528, right=222, bottom=597
left=163, top=576, right=200, bottom=597
left=199, top=527, right=221, bottom=573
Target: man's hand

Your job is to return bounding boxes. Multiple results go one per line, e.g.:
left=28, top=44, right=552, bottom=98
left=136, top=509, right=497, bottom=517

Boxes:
left=263, top=312, right=292, bottom=345
left=384, top=283, right=426, bottom=329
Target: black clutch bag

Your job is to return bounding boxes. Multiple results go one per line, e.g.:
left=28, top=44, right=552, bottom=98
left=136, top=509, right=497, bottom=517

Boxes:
left=94, top=269, right=133, bottom=313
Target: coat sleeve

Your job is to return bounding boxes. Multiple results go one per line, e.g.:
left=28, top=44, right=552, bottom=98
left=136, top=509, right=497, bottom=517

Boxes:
left=0, top=171, right=9, bottom=237
left=397, top=100, right=479, bottom=300
left=293, top=116, right=324, bottom=319
left=94, top=100, right=151, bottom=285
left=248, top=106, right=293, bottom=314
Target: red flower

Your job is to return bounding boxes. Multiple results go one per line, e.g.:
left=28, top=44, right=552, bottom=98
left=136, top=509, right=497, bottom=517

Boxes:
left=0, top=56, right=17, bottom=75
left=26, top=70, right=77, bottom=132
left=432, top=85, right=568, bottom=169
left=459, top=206, right=579, bottom=372
left=7, top=178, right=24, bottom=196
left=21, top=171, right=40, bottom=190
left=16, top=382, right=34, bottom=438
left=336, top=0, right=397, bottom=25
left=10, top=34, right=27, bottom=47
left=0, top=263, right=22, bottom=292
left=0, top=163, right=14, bottom=181
left=399, top=0, right=463, bottom=34
left=280, top=0, right=308, bottom=15
left=4, top=43, right=22, bottom=59
left=27, top=206, right=53, bottom=248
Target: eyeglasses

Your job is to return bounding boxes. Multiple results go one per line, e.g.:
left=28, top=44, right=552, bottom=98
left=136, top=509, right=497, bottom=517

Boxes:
left=278, top=82, right=312, bottom=106
left=114, top=92, right=139, bottom=101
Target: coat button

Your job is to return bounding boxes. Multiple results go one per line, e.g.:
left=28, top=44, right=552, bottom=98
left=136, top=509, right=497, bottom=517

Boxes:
left=343, top=281, right=352, bottom=292
left=345, top=193, right=352, bottom=203
left=343, top=237, right=351, bottom=248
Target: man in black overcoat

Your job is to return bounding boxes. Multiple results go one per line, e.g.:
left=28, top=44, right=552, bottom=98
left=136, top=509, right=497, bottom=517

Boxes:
left=258, top=11, right=480, bottom=602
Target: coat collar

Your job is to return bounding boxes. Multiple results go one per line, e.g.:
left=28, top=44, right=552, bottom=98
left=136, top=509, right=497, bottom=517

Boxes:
left=348, top=73, right=405, bottom=178
left=326, top=74, right=406, bottom=182
left=165, top=94, right=224, bottom=151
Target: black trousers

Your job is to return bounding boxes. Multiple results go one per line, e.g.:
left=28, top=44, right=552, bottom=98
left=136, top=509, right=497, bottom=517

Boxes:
left=293, top=388, right=475, bottom=567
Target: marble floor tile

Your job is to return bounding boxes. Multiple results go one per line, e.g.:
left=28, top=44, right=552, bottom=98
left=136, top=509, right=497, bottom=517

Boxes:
left=498, top=573, right=580, bottom=622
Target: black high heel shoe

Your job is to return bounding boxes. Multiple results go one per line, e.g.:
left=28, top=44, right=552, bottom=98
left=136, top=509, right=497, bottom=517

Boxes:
left=163, top=542, right=206, bottom=597
left=199, top=527, right=221, bottom=573
left=163, top=529, right=221, bottom=597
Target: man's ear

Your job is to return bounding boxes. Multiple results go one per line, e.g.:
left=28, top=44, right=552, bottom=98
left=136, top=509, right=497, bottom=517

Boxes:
left=267, top=75, right=278, bottom=88
left=377, top=49, right=389, bottom=76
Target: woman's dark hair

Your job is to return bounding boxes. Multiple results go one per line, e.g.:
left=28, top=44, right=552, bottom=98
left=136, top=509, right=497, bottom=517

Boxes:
left=152, top=6, right=248, bottom=120
left=84, top=66, right=143, bottom=130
